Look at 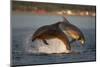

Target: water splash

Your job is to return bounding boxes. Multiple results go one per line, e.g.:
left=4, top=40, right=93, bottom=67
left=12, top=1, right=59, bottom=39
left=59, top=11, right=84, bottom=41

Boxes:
left=23, top=32, right=71, bottom=54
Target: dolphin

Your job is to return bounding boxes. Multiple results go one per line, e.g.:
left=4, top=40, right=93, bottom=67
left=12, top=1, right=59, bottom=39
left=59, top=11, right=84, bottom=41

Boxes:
left=59, top=16, right=85, bottom=45
left=32, top=22, right=71, bottom=50
left=32, top=16, right=85, bottom=50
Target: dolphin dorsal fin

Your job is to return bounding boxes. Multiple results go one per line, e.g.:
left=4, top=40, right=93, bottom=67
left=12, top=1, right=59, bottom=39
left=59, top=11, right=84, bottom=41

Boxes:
left=62, top=16, right=70, bottom=23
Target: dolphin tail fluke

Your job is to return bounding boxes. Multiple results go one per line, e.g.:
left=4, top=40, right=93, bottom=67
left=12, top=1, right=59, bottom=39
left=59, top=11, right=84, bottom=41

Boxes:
left=42, top=39, right=49, bottom=45
left=62, top=16, right=70, bottom=23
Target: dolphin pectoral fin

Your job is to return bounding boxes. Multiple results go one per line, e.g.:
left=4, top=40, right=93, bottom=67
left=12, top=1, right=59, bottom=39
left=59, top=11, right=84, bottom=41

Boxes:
left=65, top=41, right=71, bottom=50
left=42, top=39, right=49, bottom=45
left=69, top=39, right=76, bottom=44
left=63, top=35, right=71, bottom=50
left=32, top=38, right=35, bottom=42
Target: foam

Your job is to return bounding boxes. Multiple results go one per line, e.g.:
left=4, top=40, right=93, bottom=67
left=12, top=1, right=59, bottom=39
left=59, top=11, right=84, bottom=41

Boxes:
left=23, top=33, right=71, bottom=54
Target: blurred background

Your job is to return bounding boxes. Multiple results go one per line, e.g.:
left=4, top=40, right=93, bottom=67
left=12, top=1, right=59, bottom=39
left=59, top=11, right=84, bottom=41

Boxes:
left=12, top=1, right=96, bottom=16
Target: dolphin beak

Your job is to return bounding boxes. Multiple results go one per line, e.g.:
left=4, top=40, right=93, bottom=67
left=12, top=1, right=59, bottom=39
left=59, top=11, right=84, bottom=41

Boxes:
left=80, top=39, right=85, bottom=46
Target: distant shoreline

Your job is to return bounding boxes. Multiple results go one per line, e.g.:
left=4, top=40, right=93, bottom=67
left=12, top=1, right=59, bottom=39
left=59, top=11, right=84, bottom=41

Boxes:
left=12, top=11, right=95, bottom=17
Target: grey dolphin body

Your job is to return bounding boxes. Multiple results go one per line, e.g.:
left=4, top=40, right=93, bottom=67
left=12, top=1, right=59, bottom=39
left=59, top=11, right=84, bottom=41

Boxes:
left=32, top=16, right=85, bottom=50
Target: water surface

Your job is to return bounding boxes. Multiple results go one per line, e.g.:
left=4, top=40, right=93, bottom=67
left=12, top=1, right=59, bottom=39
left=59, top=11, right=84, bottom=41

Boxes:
left=11, top=13, right=96, bottom=66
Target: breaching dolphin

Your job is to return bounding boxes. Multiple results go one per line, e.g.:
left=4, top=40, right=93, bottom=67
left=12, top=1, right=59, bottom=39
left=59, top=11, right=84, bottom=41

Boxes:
left=32, top=16, right=85, bottom=50
left=59, top=17, right=85, bottom=45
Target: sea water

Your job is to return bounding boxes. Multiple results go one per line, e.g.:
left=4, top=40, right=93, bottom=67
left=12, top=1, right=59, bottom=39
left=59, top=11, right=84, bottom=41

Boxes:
left=11, top=13, right=96, bottom=66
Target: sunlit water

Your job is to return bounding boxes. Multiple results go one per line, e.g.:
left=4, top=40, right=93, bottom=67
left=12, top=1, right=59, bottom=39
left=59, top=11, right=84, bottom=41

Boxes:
left=11, top=13, right=96, bottom=66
